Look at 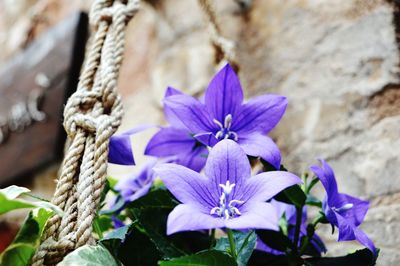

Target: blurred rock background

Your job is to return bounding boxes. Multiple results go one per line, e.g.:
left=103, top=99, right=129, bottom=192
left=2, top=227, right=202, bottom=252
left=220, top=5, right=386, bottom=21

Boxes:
left=0, top=0, right=399, bottom=264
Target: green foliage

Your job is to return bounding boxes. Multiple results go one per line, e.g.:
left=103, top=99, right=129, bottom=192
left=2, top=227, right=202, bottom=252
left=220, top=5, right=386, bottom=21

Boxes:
left=306, top=248, right=378, bottom=266
left=256, top=229, right=292, bottom=253
left=158, top=250, right=236, bottom=266
left=274, top=185, right=307, bottom=208
left=0, top=208, right=53, bottom=266
left=100, top=225, right=131, bottom=257
left=0, top=185, right=62, bottom=215
left=215, top=231, right=256, bottom=266
left=58, top=245, right=119, bottom=266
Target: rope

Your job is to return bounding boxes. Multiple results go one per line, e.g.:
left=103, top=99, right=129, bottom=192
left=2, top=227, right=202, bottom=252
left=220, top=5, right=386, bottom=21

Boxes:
left=198, top=0, right=239, bottom=72
left=31, top=1, right=140, bottom=265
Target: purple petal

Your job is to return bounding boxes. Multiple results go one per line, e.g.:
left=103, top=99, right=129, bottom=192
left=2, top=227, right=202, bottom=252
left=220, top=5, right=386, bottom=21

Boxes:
left=108, top=134, right=135, bottom=165
left=112, top=216, right=125, bottom=229
left=256, top=239, right=284, bottom=255
left=145, top=127, right=195, bottom=157
left=309, top=159, right=339, bottom=199
left=127, top=182, right=152, bottom=202
left=204, top=64, right=244, bottom=122
left=353, top=227, right=377, bottom=257
left=164, top=87, right=186, bottom=128
left=108, top=125, right=155, bottom=165
left=233, top=95, right=287, bottom=134
left=165, top=86, right=183, bottom=97
left=337, top=194, right=369, bottom=227
left=194, top=132, right=219, bottom=147
left=334, top=213, right=377, bottom=256
left=239, top=171, right=301, bottom=203
left=225, top=202, right=279, bottom=231
left=178, top=146, right=208, bottom=172
left=167, top=204, right=224, bottom=235
left=204, top=139, right=251, bottom=200
left=238, top=134, right=281, bottom=169
left=153, top=163, right=217, bottom=210
left=163, top=94, right=214, bottom=133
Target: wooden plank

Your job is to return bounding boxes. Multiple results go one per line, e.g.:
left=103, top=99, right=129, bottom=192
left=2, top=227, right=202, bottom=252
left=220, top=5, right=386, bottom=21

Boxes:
left=0, top=12, right=88, bottom=186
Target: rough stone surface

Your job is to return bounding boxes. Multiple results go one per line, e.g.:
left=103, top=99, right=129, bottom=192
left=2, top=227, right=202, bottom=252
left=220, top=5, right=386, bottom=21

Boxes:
left=1, top=0, right=399, bottom=264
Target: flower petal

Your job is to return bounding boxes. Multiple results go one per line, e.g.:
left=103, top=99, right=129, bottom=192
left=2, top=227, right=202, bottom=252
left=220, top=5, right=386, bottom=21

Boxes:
left=353, top=227, right=377, bottom=257
left=238, top=134, right=281, bottom=170
left=334, top=213, right=377, bottom=256
left=194, top=132, right=219, bottom=147
left=309, top=159, right=339, bottom=199
left=108, top=134, right=135, bottom=165
left=167, top=204, right=224, bottom=235
left=239, top=171, right=301, bottom=203
left=163, top=94, right=215, bottom=133
left=153, top=163, right=217, bottom=210
left=108, top=125, right=154, bottom=165
left=233, top=95, right=287, bottom=134
left=145, top=127, right=195, bottom=157
left=204, top=64, right=244, bottom=122
left=340, top=194, right=369, bottom=226
left=204, top=139, right=251, bottom=200
left=178, top=146, right=208, bottom=172
left=163, top=87, right=186, bottom=128
left=225, top=202, right=279, bottom=231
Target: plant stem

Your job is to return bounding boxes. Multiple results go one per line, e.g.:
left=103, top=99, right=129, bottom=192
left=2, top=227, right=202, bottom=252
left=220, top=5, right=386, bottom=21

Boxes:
left=226, top=229, right=237, bottom=261
left=210, top=229, right=216, bottom=248
left=293, top=206, right=303, bottom=255
left=93, top=217, right=104, bottom=239
left=299, top=215, right=324, bottom=255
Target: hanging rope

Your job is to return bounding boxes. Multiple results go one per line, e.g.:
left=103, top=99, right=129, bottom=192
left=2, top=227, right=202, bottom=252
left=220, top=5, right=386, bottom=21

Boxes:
left=198, top=0, right=239, bottom=72
left=31, top=0, right=140, bottom=265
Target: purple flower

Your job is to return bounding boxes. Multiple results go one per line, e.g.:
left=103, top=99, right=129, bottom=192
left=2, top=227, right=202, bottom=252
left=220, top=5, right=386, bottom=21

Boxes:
left=257, top=199, right=326, bottom=255
left=163, top=64, right=287, bottom=169
left=310, top=159, right=377, bottom=256
left=108, top=125, right=154, bottom=165
left=145, top=87, right=208, bottom=172
left=115, top=159, right=157, bottom=203
left=153, top=139, right=301, bottom=235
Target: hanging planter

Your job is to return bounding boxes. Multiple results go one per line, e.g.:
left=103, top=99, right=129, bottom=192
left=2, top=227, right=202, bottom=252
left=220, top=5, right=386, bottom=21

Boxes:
left=0, top=0, right=379, bottom=265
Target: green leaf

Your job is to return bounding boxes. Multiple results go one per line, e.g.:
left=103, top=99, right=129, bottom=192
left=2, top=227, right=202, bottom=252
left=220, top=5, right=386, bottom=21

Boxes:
left=305, top=248, right=378, bottom=266
left=256, top=229, right=292, bottom=253
left=118, top=226, right=161, bottom=266
left=158, top=250, right=236, bottom=266
left=58, top=245, right=119, bottom=266
left=127, top=189, right=178, bottom=210
left=0, top=208, right=53, bottom=265
left=129, top=208, right=186, bottom=259
left=0, top=185, right=62, bottom=215
left=0, top=185, right=31, bottom=199
left=306, top=194, right=322, bottom=208
left=215, top=231, right=256, bottom=266
left=100, top=225, right=131, bottom=257
left=274, top=185, right=306, bottom=208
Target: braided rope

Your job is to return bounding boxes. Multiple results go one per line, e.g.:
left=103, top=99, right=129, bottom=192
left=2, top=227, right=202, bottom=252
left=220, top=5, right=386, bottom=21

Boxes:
left=198, top=0, right=239, bottom=71
left=31, top=1, right=140, bottom=265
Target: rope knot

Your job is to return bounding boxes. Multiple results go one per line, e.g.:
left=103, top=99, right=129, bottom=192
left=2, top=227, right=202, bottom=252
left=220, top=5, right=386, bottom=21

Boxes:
left=90, top=0, right=140, bottom=28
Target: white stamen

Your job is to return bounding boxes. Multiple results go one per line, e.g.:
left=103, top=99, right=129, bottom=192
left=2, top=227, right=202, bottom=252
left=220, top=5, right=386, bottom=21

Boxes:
left=210, top=181, right=243, bottom=220
left=333, top=203, right=354, bottom=213
left=224, top=114, right=233, bottom=129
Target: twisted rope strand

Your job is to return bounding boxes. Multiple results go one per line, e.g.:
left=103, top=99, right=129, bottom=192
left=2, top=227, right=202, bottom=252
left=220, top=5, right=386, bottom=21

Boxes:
left=31, top=1, right=140, bottom=265
left=198, top=0, right=239, bottom=71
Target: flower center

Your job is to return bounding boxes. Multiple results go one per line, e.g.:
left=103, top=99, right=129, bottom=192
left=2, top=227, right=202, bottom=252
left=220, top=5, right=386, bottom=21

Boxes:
left=213, top=114, right=238, bottom=141
left=210, top=180, right=243, bottom=220
left=332, top=203, right=353, bottom=213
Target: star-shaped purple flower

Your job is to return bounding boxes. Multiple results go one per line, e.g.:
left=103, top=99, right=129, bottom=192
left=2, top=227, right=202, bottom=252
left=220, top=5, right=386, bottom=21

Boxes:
left=310, top=159, right=377, bottom=256
left=163, top=64, right=287, bottom=169
left=115, top=159, right=157, bottom=203
left=257, top=199, right=326, bottom=255
left=145, top=87, right=208, bottom=172
left=153, top=139, right=301, bottom=235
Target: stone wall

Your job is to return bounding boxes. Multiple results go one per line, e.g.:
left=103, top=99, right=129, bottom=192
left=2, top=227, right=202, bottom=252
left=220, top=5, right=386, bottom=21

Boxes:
left=1, top=0, right=399, bottom=264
